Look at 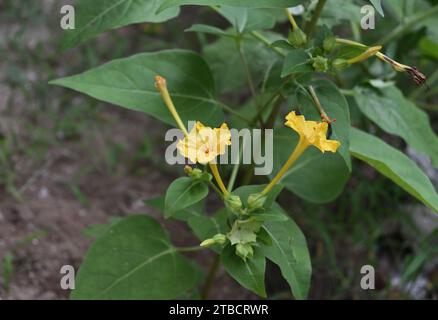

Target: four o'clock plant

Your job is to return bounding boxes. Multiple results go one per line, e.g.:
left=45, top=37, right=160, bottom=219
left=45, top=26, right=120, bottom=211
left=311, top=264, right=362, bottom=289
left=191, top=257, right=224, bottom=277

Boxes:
left=50, top=0, right=438, bottom=300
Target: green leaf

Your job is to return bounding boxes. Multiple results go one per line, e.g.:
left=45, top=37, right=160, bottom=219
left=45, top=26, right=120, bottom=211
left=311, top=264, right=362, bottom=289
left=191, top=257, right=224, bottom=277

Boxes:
left=354, top=86, right=438, bottom=168
left=160, top=0, right=302, bottom=11
left=218, top=7, right=277, bottom=32
left=370, top=0, right=384, bottom=17
left=221, top=245, right=266, bottom=297
left=350, top=128, right=438, bottom=213
left=164, top=177, right=209, bottom=218
left=50, top=50, right=224, bottom=127
left=60, top=0, right=179, bottom=50
left=187, top=209, right=228, bottom=240
left=203, top=33, right=281, bottom=94
left=296, top=79, right=351, bottom=170
left=71, top=215, right=202, bottom=299
left=281, top=50, right=312, bottom=77
left=185, top=24, right=235, bottom=37
left=251, top=205, right=289, bottom=222
left=273, top=128, right=350, bottom=203
left=260, top=214, right=311, bottom=300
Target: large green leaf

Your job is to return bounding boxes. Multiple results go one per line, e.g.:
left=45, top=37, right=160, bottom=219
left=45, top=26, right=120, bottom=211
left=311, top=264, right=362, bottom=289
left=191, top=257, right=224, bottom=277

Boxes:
left=160, top=0, right=302, bottom=11
left=50, top=50, right=224, bottom=127
left=187, top=209, right=228, bottom=240
left=61, top=0, right=179, bottom=50
left=296, top=80, right=351, bottom=170
left=273, top=128, right=350, bottom=203
left=71, top=215, right=202, bottom=299
left=221, top=245, right=266, bottom=297
left=164, top=177, right=209, bottom=218
left=261, top=214, right=311, bottom=300
left=203, top=33, right=281, bottom=94
left=350, top=128, right=438, bottom=213
left=217, top=7, right=278, bottom=32
left=354, top=86, right=438, bottom=168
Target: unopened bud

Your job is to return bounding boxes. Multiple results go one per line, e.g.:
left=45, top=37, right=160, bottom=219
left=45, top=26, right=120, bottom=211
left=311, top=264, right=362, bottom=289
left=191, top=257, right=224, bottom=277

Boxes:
left=312, top=56, right=329, bottom=72
left=288, top=28, right=307, bottom=48
left=225, top=194, right=243, bottom=214
left=212, top=234, right=227, bottom=246
left=235, top=243, right=254, bottom=261
left=200, top=238, right=215, bottom=248
left=247, top=193, right=267, bottom=211
left=332, top=58, right=349, bottom=70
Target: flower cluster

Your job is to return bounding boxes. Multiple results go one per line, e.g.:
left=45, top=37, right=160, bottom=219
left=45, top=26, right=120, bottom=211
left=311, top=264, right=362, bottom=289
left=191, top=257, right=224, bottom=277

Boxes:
left=155, top=75, right=341, bottom=260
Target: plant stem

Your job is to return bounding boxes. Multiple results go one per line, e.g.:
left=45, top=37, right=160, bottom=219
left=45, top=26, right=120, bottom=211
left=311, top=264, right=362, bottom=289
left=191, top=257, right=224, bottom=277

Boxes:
left=308, top=85, right=332, bottom=123
left=209, top=163, right=229, bottom=197
left=379, top=5, right=438, bottom=45
left=304, top=0, right=327, bottom=37
left=284, top=8, right=298, bottom=30
left=201, top=255, right=220, bottom=299
left=262, top=137, right=308, bottom=195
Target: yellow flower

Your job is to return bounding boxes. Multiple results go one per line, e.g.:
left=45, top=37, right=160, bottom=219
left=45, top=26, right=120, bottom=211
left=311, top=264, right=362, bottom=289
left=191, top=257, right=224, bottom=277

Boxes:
left=285, top=111, right=340, bottom=153
left=177, top=121, right=231, bottom=164
left=262, top=111, right=340, bottom=195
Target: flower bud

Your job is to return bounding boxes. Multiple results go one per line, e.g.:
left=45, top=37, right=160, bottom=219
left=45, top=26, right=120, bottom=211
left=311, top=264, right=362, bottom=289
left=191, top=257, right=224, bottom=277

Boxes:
left=332, top=58, right=349, bottom=70
left=312, top=56, right=329, bottom=72
left=225, top=194, right=243, bottom=214
left=247, top=193, right=267, bottom=211
left=288, top=28, right=307, bottom=48
left=323, top=36, right=336, bottom=52
left=235, top=243, right=254, bottom=261
left=200, top=238, right=215, bottom=248
left=212, top=233, right=227, bottom=246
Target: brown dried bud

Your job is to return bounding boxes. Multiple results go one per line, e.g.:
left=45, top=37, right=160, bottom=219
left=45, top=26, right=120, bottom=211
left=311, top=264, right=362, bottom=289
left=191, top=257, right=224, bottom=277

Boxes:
left=406, top=67, right=427, bottom=86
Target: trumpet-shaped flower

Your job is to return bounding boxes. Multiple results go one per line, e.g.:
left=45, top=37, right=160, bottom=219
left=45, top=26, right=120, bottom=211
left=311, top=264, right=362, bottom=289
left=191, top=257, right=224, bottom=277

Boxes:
left=262, top=111, right=341, bottom=196
left=285, top=111, right=340, bottom=153
left=177, top=121, right=231, bottom=164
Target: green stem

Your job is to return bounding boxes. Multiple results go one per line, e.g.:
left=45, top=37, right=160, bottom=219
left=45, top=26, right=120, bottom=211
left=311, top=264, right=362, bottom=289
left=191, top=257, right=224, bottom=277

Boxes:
left=250, top=31, right=286, bottom=57
left=201, top=255, right=220, bottom=299
left=379, top=5, right=438, bottom=45
left=227, top=145, right=243, bottom=192
left=304, top=0, right=327, bottom=37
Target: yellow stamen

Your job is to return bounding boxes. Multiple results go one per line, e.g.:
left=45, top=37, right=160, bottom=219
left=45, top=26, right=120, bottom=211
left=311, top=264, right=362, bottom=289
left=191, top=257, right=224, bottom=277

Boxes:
left=155, top=75, right=189, bottom=137
left=262, top=137, right=308, bottom=195
left=209, top=163, right=229, bottom=197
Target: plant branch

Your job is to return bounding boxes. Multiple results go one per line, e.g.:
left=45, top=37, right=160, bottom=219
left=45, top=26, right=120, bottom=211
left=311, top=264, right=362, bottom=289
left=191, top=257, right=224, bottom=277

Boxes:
left=201, top=255, right=220, bottom=299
